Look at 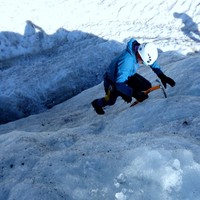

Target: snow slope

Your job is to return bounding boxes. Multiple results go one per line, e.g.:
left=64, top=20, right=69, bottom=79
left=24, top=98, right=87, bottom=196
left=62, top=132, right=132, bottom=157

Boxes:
left=1, top=52, right=200, bottom=200
left=0, top=0, right=200, bottom=200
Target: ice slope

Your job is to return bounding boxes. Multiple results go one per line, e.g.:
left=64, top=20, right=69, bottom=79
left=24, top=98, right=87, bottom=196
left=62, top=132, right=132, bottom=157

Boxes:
left=0, top=51, right=200, bottom=200
left=0, top=0, right=200, bottom=199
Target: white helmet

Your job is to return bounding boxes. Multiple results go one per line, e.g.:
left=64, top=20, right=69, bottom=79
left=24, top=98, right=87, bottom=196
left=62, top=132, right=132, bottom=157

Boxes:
left=138, top=42, right=158, bottom=65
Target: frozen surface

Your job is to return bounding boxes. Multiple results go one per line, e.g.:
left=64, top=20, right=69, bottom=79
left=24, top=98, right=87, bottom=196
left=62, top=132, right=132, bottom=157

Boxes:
left=0, top=0, right=200, bottom=200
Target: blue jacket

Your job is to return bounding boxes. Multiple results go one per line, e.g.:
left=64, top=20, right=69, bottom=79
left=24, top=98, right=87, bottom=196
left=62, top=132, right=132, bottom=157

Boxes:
left=106, top=38, right=163, bottom=97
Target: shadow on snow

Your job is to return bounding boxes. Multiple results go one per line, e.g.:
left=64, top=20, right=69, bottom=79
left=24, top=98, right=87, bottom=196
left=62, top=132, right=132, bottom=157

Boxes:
left=173, top=12, right=200, bottom=43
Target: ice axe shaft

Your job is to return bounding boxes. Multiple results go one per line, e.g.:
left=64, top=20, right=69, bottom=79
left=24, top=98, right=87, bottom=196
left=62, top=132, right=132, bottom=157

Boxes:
left=144, top=85, right=160, bottom=94
left=156, top=79, right=167, bottom=98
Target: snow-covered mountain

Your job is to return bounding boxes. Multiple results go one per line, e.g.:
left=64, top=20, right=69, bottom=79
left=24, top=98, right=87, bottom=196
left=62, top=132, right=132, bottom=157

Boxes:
left=0, top=1, right=200, bottom=200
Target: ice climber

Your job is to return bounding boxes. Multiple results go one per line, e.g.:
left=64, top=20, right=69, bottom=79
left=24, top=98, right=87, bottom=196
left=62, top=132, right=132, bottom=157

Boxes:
left=91, top=38, right=176, bottom=115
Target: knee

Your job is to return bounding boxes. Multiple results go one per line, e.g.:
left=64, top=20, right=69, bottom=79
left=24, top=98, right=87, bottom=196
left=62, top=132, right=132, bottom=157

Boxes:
left=146, top=81, right=152, bottom=89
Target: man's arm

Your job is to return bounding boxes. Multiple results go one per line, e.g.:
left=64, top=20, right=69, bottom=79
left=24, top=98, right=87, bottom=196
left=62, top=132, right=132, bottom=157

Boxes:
left=150, top=61, right=176, bottom=88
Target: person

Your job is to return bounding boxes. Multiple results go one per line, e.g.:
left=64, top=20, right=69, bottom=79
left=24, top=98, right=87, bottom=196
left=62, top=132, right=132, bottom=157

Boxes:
left=91, top=38, right=175, bottom=115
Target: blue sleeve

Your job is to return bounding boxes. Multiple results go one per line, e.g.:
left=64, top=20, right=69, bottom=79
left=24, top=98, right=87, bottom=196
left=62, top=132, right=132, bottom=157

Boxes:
left=150, top=61, right=163, bottom=75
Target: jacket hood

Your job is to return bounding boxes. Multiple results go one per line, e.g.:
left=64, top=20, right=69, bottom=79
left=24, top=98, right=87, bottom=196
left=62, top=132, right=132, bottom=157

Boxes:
left=126, top=38, right=136, bottom=56
left=127, top=38, right=140, bottom=55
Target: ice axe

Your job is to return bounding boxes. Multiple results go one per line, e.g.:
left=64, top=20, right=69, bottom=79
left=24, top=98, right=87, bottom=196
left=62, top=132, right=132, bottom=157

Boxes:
left=130, top=79, right=167, bottom=107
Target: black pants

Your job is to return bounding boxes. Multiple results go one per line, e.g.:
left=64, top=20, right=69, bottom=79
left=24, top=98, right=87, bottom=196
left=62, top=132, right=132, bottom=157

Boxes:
left=94, top=73, right=151, bottom=108
left=127, top=73, right=152, bottom=96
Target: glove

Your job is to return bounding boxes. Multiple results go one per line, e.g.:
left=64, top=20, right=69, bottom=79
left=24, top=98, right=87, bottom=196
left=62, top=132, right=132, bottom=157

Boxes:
left=158, top=73, right=176, bottom=88
left=134, top=91, right=148, bottom=102
left=121, top=94, right=132, bottom=103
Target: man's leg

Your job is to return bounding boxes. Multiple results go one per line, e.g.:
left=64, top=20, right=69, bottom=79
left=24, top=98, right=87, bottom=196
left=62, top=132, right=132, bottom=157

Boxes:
left=92, top=87, right=118, bottom=115
left=127, top=73, right=152, bottom=102
left=127, top=73, right=152, bottom=92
